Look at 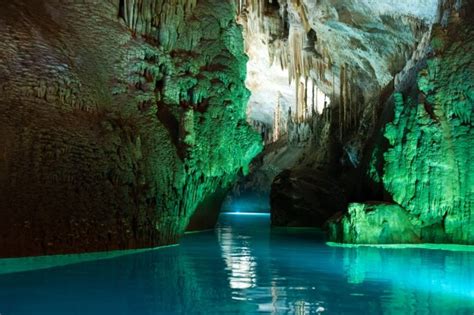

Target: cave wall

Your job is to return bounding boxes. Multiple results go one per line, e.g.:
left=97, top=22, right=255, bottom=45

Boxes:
left=236, top=0, right=472, bottom=243
left=0, top=0, right=262, bottom=257
left=377, top=16, right=473, bottom=243
left=230, top=0, right=431, bottom=204
left=329, top=1, right=473, bottom=244
left=235, top=0, right=438, bottom=178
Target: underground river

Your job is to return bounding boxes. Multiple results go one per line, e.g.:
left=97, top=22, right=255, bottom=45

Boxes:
left=0, top=211, right=473, bottom=314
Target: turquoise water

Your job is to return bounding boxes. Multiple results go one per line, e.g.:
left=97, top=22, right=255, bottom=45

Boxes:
left=0, top=212, right=473, bottom=314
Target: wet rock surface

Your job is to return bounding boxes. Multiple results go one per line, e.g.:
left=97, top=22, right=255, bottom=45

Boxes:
left=328, top=203, right=420, bottom=244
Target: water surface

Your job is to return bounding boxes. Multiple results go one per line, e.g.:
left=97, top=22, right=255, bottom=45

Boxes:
left=0, top=213, right=473, bottom=314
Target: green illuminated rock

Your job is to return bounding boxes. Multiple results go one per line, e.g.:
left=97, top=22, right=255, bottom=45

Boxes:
left=0, top=0, right=261, bottom=257
left=328, top=203, right=420, bottom=244
left=381, top=22, right=474, bottom=244
left=333, top=7, right=473, bottom=245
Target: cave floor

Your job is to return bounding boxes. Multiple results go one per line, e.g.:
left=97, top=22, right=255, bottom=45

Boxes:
left=0, top=212, right=473, bottom=314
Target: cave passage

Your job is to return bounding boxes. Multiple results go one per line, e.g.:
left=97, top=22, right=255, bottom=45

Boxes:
left=0, top=0, right=473, bottom=313
left=0, top=210, right=473, bottom=314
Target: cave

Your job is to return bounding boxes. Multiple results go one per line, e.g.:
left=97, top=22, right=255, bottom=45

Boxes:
left=0, top=0, right=473, bottom=313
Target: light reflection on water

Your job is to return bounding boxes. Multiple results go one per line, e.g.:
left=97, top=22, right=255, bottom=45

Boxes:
left=0, top=212, right=472, bottom=314
left=216, top=213, right=474, bottom=314
left=219, top=225, right=257, bottom=290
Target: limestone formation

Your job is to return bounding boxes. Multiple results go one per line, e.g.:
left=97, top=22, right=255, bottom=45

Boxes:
left=328, top=203, right=420, bottom=244
left=0, top=0, right=472, bottom=257
left=376, top=13, right=474, bottom=244
left=237, top=0, right=440, bottom=202
left=246, top=0, right=472, bottom=246
left=0, top=0, right=261, bottom=257
left=327, top=0, right=473, bottom=245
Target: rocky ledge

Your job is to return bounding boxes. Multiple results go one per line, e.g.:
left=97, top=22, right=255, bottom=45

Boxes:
left=327, top=203, right=420, bottom=244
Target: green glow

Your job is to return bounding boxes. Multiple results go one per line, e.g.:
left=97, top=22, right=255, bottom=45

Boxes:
left=362, top=21, right=474, bottom=245
left=328, top=203, right=420, bottom=244
left=0, top=0, right=262, bottom=256
left=326, top=242, right=474, bottom=252
left=184, top=229, right=214, bottom=235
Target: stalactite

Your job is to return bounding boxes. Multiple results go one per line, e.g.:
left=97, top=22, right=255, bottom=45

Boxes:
left=290, top=0, right=310, bottom=32
left=288, top=27, right=303, bottom=84
left=343, top=64, right=350, bottom=130
left=299, top=81, right=306, bottom=122
left=304, top=76, right=309, bottom=120
left=120, top=0, right=197, bottom=49
left=273, top=92, right=282, bottom=142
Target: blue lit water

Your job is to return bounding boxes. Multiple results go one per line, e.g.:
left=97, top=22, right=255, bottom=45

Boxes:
left=0, top=212, right=473, bottom=314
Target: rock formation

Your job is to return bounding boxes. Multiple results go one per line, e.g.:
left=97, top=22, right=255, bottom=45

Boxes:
left=237, top=0, right=472, bottom=244
left=0, top=0, right=262, bottom=257
left=329, top=0, right=473, bottom=244
left=0, top=0, right=472, bottom=257
left=366, top=4, right=474, bottom=244
left=328, top=203, right=420, bottom=244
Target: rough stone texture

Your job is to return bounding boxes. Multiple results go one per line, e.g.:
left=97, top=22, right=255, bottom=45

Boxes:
left=235, top=0, right=439, bottom=211
left=377, top=17, right=474, bottom=244
left=270, top=169, right=347, bottom=227
left=238, top=0, right=435, bottom=128
left=0, top=0, right=262, bottom=258
left=328, top=203, right=420, bottom=244
left=239, top=0, right=472, bottom=245
left=300, top=0, right=435, bottom=103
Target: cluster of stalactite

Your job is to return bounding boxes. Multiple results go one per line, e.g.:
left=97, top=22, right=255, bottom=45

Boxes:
left=337, top=64, right=361, bottom=141
left=236, top=0, right=337, bottom=140
left=236, top=0, right=439, bottom=147
left=294, top=77, right=329, bottom=123
left=251, top=76, right=331, bottom=146
left=249, top=119, right=273, bottom=145
left=119, top=0, right=197, bottom=49
left=287, top=26, right=333, bottom=86
left=250, top=79, right=330, bottom=146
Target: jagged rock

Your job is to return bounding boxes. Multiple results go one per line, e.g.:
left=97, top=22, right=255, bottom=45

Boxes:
left=241, top=0, right=442, bottom=213
left=328, top=203, right=420, bottom=244
left=270, top=169, right=347, bottom=227
left=335, top=20, right=474, bottom=244
left=261, top=0, right=473, bottom=245
left=370, top=7, right=474, bottom=244
left=241, top=0, right=437, bottom=131
left=0, top=0, right=261, bottom=258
